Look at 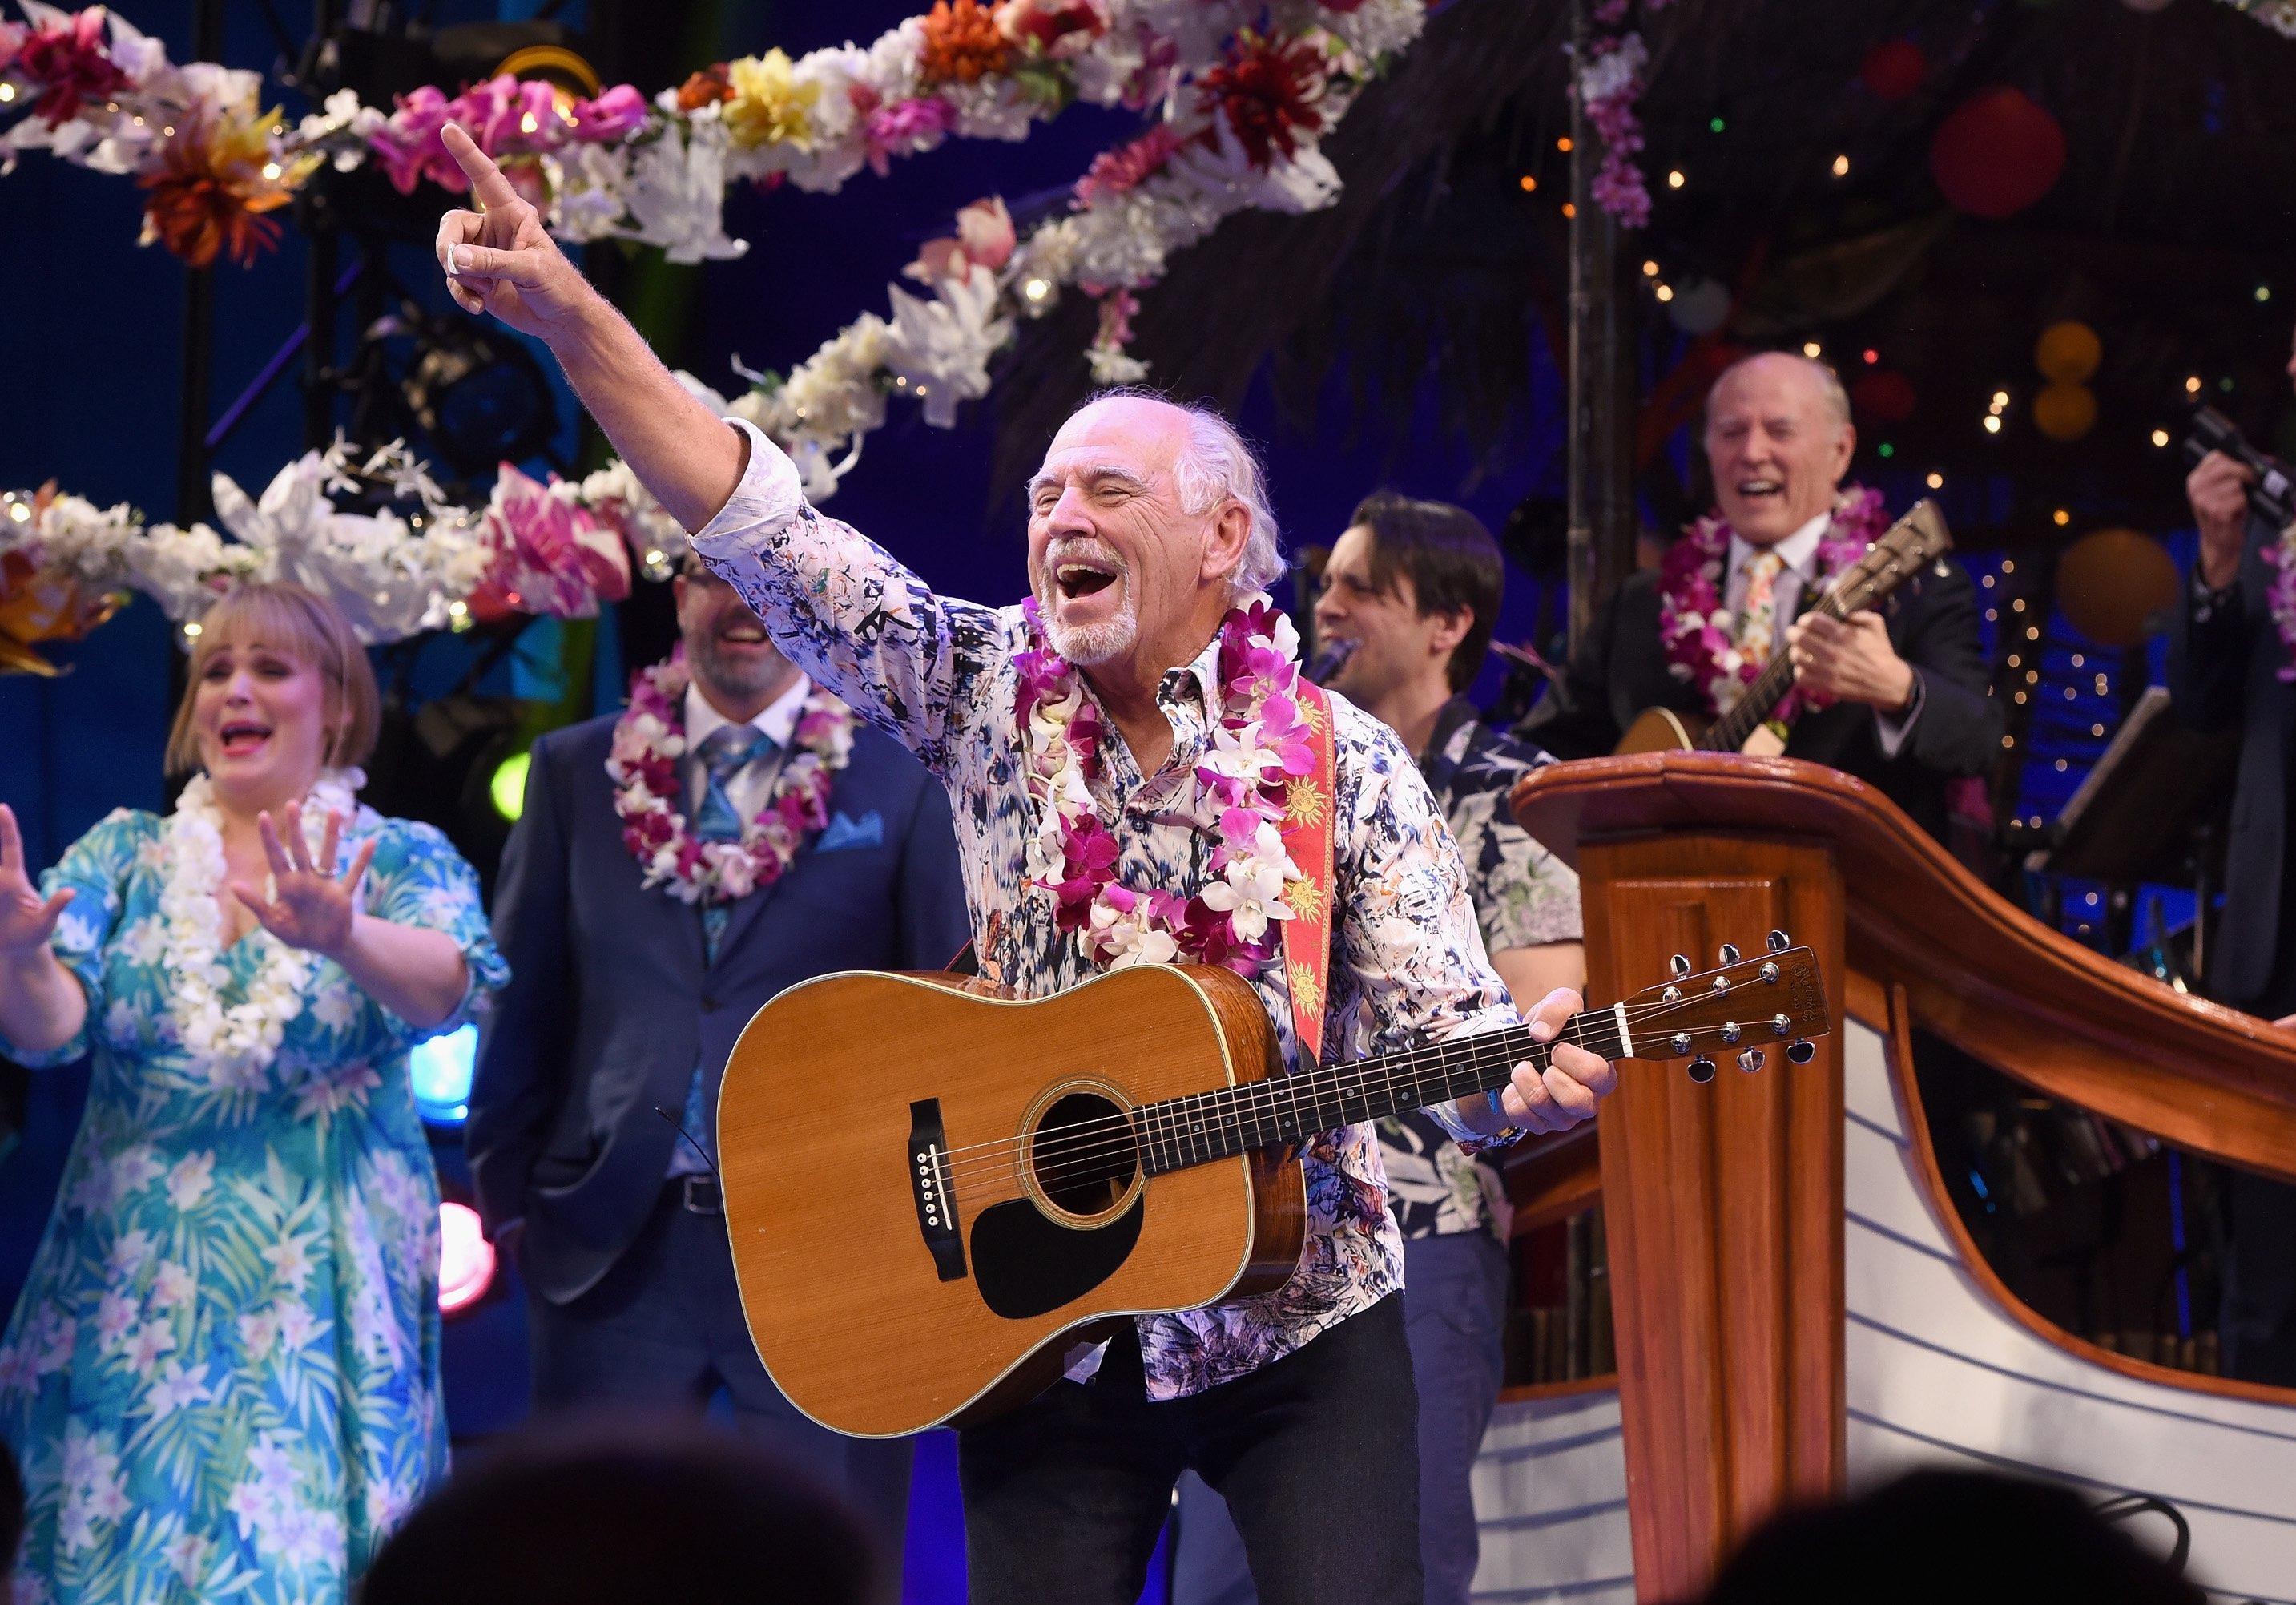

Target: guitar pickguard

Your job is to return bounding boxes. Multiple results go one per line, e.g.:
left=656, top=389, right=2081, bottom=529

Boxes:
left=969, top=1196, right=1145, bottom=1320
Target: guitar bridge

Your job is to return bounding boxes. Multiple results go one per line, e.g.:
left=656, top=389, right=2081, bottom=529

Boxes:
left=908, top=1099, right=966, bottom=1282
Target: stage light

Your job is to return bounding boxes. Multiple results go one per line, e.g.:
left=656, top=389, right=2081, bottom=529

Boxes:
left=490, top=749, right=530, bottom=822
left=439, top=1203, right=497, bottom=1316
left=1863, top=349, right=1880, bottom=365
left=1710, top=115, right=1725, bottom=132
left=1878, top=442, right=1895, bottom=458
left=411, top=1023, right=478, bottom=1126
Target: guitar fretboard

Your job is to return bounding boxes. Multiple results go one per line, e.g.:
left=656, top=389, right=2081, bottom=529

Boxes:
left=1127, top=1009, right=1628, bottom=1177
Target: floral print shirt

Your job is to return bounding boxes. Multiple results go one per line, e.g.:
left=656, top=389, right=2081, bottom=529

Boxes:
left=1380, top=706, right=1584, bottom=1243
left=693, top=419, right=1524, bottom=1401
left=0, top=806, right=506, bottom=1603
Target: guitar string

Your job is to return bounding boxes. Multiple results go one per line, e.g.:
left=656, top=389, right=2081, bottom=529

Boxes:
left=931, top=980, right=1795, bottom=1188
left=928, top=982, right=1806, bottom=1192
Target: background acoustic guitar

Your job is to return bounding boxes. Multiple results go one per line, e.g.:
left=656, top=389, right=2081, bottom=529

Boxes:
left=716, top=938, right=1832, bottom=1438
left=1615, top=498, right=1954, bottom=759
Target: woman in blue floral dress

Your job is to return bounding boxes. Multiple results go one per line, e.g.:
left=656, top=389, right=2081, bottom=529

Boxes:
left=0, top=583, right=507, bottom=1603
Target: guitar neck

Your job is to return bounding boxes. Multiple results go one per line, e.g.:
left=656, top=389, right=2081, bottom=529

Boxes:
left=1130, top=1008, right=1633, bottom=1176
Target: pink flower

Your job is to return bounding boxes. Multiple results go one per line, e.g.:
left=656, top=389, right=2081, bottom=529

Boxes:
left=17, top=6, right=134, bottom=127
left=569, top=84, right=648, bottom=143
left=366, top=86, right=456, bottom=196
left=906, top=196, right=1017, bottom=283
left=467, top=464, right=632, bottom=623
left=1074, top=124, right=1180, bottom=208
left=863, top=96, right=956, bottom=176
left=0, top=20, right=25, bottom=75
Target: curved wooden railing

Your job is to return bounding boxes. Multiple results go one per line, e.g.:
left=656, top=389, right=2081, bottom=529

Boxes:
left=1501, top=752, right=2296, bottom=1602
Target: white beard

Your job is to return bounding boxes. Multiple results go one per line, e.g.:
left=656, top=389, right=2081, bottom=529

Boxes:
left=1045, top=602, right=1138, bottom=667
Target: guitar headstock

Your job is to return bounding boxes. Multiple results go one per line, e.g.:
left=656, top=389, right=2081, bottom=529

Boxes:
left=1613, top=931, right=1831, bottom=1082
left=1833, top=499, right=1954, bottom=611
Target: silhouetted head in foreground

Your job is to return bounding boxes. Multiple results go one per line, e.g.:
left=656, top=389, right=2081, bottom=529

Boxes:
left=1699, top=1469, right=2204, bottom=1605
left=361, top=1414, right=883, bottom=1605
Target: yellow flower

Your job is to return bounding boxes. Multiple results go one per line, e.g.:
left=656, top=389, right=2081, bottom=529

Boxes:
left=724, top=50, right=819, bottom=150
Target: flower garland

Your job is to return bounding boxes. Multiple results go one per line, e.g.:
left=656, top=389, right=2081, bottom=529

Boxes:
left=2262, top=529, right=2296, bottom=684
left=1, top=0, right=1419, bottom=267
left=1013, top=591, right=1311, bottom=973
left=1657, top=485, right=1889, bottom=722
left=1574, top=0, right=1673, bottom=228
left=159, top=768, right=360, bottom=1090
left=605, top=652, right=856, bottom=905
left=2215, top=0, right=2296, bottom=38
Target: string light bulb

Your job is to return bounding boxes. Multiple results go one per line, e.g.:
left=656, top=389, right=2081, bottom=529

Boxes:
left=1831, top=155, right=1850, bottom=177
left=2150, top=429, right=2171, bottom=448
left=1519, top=175, right=1537, bottom=192
left=1655, top=284, right=1674, bottom=302
left=1984, top=415, right=2002, bottom=434
left=1803, top=341, right=1822, bottom=358
left=1926, top=472, right=1944, bottom=489
left=1666, top=170, right=1686, bottom=188
left=1557, top=136, right=1574, bottom=153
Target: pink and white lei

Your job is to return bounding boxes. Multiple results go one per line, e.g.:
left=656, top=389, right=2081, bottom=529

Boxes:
left=1013, top=592, right=1313, bottom=974
left=2264, top=529, right=2296, bottom=683
left=606, top=653, right=855, bottom=905
left=1658, top=485, right=1889, bottom=722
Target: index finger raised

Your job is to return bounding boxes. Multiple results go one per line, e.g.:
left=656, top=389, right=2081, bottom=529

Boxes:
left=442, top=123, right=522, bottom=210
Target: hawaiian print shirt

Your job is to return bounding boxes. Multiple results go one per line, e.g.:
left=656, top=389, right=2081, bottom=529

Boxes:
left=693, top=419, right=1524, bottom=1401
left=1380, top=704, right=1585, bottom=1244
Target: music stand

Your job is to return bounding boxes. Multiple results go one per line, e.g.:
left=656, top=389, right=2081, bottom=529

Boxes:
left=2023, top=685, right=2239, bottom=971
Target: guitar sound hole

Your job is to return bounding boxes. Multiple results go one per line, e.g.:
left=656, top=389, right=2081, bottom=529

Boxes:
left=1031, top=1091, right=1140, bottom=1218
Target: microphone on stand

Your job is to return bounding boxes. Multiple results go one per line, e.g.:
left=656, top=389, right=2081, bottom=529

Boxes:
left=1306, top=637, right=1356, bottom=684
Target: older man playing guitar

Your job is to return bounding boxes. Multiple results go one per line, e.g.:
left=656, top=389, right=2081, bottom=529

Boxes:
left=433, top=124, right=1615, bottom=1603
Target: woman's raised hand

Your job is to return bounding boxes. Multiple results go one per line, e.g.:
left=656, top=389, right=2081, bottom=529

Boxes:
left=0, top=805, right=71, bottom=960
left=231, top=801, right=377, bottom=960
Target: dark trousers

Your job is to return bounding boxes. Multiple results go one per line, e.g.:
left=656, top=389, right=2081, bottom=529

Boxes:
left=1170, top=1234, right=1511, bottom=1605
left=957, top=1293, right=1422, bottom=1605
left=526, top=1187, right=915, bottom=1571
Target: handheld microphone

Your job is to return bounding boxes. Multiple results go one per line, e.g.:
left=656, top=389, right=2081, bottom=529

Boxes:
left=1306, top=638, right=1356, bottom=683
left=2184, top=406, right=2296, bottom=529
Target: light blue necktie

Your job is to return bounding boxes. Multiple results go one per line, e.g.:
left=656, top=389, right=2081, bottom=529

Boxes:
left=671, top=723, right=775, bottom=1179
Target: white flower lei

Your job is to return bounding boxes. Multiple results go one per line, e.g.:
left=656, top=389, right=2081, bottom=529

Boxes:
left=158, top=768, right=361, bottom=1089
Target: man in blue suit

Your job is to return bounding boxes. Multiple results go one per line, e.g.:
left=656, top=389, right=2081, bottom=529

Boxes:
left=469, top=550, right=972, bottom=1563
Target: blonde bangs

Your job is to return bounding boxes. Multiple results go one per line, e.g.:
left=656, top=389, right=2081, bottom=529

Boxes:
left=163, top=583, right=381, bottom=778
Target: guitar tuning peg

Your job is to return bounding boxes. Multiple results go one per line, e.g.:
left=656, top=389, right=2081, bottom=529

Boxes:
left=1786, top=1040, right=1816, bottom=1066
left=1670, top=954, right=1690, bottom=978
left=1737, top=1048, right=1766, bottom=1074
left=1766, top=930, right=1790, bottom=953
left=1718, top=943, right=1741, bottom=966
left=1687, top=1055, right=1717, bottom=1084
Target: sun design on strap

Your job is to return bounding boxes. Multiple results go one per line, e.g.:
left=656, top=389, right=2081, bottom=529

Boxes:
left=1283, top=776, right=1327, bottom=828
left=1287, top=959, right=1324, bottom=1022
left=1285, top=875, right=1324, bottom=925
left=1297, top=698, right=1328, bottom=736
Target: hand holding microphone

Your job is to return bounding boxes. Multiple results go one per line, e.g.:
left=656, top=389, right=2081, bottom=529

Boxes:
left=2184, top=407, right=2296, bottom=590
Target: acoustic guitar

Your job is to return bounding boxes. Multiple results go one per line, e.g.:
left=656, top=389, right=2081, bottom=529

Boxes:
left=716, top=938, right=1832, bottom=1438
left=1616, top=498, right=1954, bottom=758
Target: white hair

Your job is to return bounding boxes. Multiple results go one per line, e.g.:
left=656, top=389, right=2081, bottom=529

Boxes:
left=1073, top=389, right=1285, bottom=596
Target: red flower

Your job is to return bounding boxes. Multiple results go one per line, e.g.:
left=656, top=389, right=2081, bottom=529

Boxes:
left=137, top=119, right=291, bottom=269
left=919, top=0, right=1013, bottom=87
left=17, top=6, right=132, bottom=128
left=676, top=64, right=735, bottom=112
left=1197, top=30, right=1324, bottom=169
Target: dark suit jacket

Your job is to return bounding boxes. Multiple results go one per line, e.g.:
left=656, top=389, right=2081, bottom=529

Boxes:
left=1520, top=555, right=2003, bottom=843
left=2166, top=514, right=2290, bottom=1007
left=466, top=709, right=973, bottom=1304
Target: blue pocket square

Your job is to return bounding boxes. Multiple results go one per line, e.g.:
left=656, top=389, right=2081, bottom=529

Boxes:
left=816, top=810, right=884, bottom=853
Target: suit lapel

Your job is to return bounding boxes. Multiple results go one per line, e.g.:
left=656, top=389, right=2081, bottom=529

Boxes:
left=710, top=863, right=787, bottom=965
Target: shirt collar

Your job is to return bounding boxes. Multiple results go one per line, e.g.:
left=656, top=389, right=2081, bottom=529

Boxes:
left=684, top=671, right=810, bottom=756
left=1730, top=509, right=1831, bottom=583
left=1158, top=631, right=1227, bottom=716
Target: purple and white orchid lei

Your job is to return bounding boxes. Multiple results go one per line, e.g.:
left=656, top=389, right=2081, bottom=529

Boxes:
left=1013, top=591, right=1313, bottom=974
left=1658, top=485, right=1889, bottom=722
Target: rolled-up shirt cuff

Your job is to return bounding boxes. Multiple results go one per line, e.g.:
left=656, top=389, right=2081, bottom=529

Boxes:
left=691, top=417, right=806, bottom=559
left=1875, top=671, right=1925, bottom=760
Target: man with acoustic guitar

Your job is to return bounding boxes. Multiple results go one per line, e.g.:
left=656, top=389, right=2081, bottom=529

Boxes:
left=1522, top=352, right=2000, bottom=844
left=432, top=123, right=1618, bottom=1604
